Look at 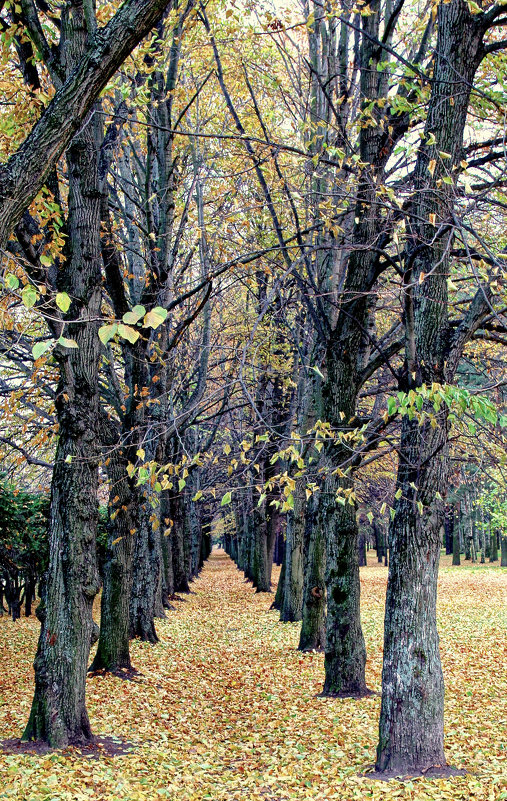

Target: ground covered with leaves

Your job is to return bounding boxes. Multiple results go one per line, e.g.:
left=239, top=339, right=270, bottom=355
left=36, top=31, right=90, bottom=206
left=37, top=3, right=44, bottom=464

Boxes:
left=0, top=551, right=505, bottom=801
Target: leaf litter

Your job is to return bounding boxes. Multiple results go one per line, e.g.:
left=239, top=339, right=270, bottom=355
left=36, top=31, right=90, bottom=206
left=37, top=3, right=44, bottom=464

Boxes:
left=0, top=551, right=505, bottom=800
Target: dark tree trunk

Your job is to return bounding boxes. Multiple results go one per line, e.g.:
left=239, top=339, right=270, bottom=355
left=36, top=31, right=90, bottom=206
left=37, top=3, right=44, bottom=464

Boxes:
left=321, top=467, right=368, bottom=696
left=11, top=594, right=22, bottom=622
left=252, top=505, right=271, bottom=592
left=358, top=528, right=367, bottom=567
left=160, top=491, right=175, bottom=604
left=299, top=496, right=326, bottom=651
left=501, top=534, right=507, bottom=567
left=233, top=507, right=244, bottom=572
left=91, top=419, right=135, bottom=672
left=452, top=528, right=461, bottom=566
left=243, top=497, right=255, bottom=581
left=490, top=532, right=498, bottom=562
left=280, top=481, right=304, bottom=622
left=188, top=493, right=202, bottom=579
left=317, top=0, right=395, bottom=694
left=129, top=495, right=161, bottom=643
left=272, top=554, right=286, bottom=612
left=200, top=523, right=212, bottom=567
left=22, top=3, right=105, bottom=743
left=171, top=493, right=190, bottom=594
left=374, top=522, right=384, bottom=563
left=445, top=508, right=454, bottom=555
left=24, top=577, right=34, bottom=618
left=274, top=526, right=285, bottom=566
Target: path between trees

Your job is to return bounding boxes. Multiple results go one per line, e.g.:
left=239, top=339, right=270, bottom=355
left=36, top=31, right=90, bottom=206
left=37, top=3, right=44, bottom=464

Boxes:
left=0, top=550, right=505, bottom=800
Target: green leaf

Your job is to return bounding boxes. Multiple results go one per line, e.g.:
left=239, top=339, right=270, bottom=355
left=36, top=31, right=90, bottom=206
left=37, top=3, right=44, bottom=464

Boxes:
left=58, top=335, right=78, bottom=349
left=32, top=340, right=52, bottom=360
left=122, top=305, right=146, bottom=325
left=395, top=488, right=402, bottom=500
left=143, top=306, right=168, bottom=329
left=136, top=467, right=149, bottom=485
left=117, top=323, right=140, bottom=344
left=21, top=284, right=37, bottom=308
left=39, top=254, right=53, bottom=267
left=221, top=491, right=232, bottom=506
left=55, top=292, right=71, bottom=312
left=387, top=396, right=398, bottom=416
left=310, top=365, right=325, bottom=380
left=482, top=405, right=497, bottom=425
left=178, top=478, right=186, bottom=491
left=193, top=490, right=203, bottom=501
left=4, top=274, right=19, bottom=290
left=98, top=323, right=118, bottom=345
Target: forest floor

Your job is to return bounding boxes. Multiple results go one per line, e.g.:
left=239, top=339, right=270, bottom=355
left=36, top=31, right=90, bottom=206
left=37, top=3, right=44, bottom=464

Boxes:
left=0, top=551, right=505, bottom=801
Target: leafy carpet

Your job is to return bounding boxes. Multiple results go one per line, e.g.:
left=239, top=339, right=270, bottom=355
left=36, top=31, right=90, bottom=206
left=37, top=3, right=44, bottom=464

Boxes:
left=0, top=550, right=505, bottom=800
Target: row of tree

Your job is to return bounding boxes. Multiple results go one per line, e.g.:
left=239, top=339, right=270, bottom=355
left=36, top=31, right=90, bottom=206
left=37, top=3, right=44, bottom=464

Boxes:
left=0, top=0, right=506, bottom=780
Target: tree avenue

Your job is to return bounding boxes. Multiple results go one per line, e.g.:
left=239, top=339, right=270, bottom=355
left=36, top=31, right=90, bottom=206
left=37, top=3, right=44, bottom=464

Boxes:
left=0, top=0, right=505, bottom=792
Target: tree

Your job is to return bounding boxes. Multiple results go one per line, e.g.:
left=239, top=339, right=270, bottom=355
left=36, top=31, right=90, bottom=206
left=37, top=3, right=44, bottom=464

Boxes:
left=14, top=0, right=180, bottom=749
left=376, top=0, right=506, bottom=774
left=0, top=476, right=49, bottom=620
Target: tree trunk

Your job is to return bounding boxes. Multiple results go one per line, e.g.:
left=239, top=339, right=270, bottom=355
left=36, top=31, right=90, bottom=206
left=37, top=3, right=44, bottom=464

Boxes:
left=377, top=442, right=446, bottom=772
left=22, top=2, right=106, bottom=742
left=23, top=106, right=102, bottom=748
left=358, top=527, right=367, bottom=567
left=376, top=0, right=485, bottom=772
left=374, top=522, right=384, bottom=563
left=452, top=528, right=461, bottom=566
left=299, top=496, right=326, bottom=651
left=91, top=438, right=135, bottom=672
left=171, top=493, right=190, bottom=594
left=252, top=505, right=271, bottom=592
left=444, top=508, right=454, bottom=555
left=160, top=489, right=175, bottom=604
left=272, top=554, right=286, bottom=612
left=322, top=468, right=368, bottom=696
left=490, top=532, right=498, bottom=562
left=280, top=482, right=304, bottom=622
left=24, top=576, right=35, bottom=618
left=129, top=492, right=161, bottom=643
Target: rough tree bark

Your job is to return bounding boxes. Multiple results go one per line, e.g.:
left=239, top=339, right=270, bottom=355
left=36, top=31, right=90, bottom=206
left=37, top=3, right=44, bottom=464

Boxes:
left=280, top=478, right=304, bottom=622
left=376, top=0, right=494, bottom=773
left=23, top=4, right=103, bottom=744
left=298, top=495, right=326, bottom=651
left=90, top=414, right=135, bottom=672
